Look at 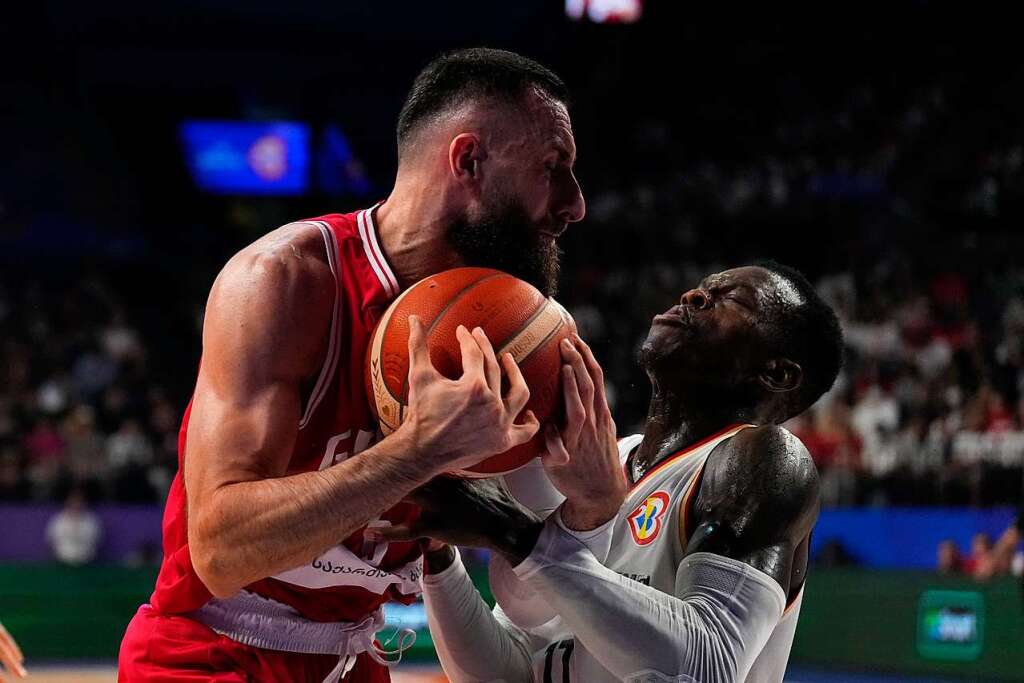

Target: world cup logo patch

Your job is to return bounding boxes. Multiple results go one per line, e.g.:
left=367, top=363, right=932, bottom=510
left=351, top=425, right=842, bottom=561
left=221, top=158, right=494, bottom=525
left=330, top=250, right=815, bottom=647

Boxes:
left=628, top=491, right=671, bottom=546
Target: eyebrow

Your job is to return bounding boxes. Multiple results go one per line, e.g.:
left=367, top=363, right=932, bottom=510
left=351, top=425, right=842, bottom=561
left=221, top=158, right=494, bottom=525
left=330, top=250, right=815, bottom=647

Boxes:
left=551, top=137, right=576, bottom=165
left=704, top=279, right=756, bottom=297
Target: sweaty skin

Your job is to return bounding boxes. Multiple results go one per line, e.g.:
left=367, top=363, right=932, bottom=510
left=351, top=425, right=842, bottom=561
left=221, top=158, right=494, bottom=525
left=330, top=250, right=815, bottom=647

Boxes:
left=186, top=224, right=538, bottom=597
left=401, top=266, right=823, bottom=599
left=683, top=425, right=818, bottom=601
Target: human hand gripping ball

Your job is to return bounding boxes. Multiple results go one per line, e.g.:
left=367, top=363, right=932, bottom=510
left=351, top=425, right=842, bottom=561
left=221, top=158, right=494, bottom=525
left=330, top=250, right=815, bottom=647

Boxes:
left=366, top=268, right=577, bottom=477
left=541, top=335, right=628, bottom=531
left=400, top=316, right=540, bottom=475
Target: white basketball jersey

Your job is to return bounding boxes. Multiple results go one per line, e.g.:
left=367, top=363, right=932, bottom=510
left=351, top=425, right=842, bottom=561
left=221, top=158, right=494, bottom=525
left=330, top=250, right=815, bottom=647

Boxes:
left=526, top=424, right=805, bottom=683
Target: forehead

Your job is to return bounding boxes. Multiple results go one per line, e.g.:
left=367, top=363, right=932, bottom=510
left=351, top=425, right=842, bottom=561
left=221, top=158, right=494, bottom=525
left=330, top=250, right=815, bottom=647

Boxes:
left=702, top=267, right=805, bottom=308
left=501, top=88, right=576, bottom=155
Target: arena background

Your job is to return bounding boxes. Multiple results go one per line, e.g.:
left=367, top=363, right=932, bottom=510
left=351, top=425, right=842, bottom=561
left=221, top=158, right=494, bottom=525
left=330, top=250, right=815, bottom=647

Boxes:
left=1, top=1, right=1023, bottom=680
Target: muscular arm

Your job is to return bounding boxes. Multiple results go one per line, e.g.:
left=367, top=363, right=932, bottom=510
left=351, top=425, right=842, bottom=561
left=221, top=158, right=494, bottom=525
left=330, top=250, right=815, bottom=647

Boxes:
left=497, top=425, right=819, bottom=681
left=687, top=424, right=820, bottom=597
left=186, top=225, right=433, bottom=598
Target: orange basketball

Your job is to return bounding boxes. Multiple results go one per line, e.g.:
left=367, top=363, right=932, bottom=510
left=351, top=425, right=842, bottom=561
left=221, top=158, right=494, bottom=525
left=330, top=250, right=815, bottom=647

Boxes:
left=366, top=267, right=576, bottom=477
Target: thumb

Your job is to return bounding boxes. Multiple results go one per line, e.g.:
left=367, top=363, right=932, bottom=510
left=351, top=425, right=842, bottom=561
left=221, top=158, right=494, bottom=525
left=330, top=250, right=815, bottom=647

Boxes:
left=542, top=424, right=571, bottom=467
left=509, top=410, right=540, bottom=446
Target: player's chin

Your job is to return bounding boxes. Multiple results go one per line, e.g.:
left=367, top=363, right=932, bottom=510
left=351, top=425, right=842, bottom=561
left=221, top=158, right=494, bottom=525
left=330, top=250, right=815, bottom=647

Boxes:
left=523, top=241, right=561, bottom=296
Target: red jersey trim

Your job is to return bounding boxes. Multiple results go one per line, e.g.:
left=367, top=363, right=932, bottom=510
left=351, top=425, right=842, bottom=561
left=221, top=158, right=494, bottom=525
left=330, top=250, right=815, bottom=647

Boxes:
left=677, top=458, right=708, bottom=548
left=627, top=423, right=752, bottom=493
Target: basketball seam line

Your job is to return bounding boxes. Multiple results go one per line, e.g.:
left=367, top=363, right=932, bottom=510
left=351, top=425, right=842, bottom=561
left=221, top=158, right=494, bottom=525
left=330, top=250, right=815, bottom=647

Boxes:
left=493, top=295, right=554, bottom=358
left=396, top=271, right=508, bottom=403
left=502, top=305, right=566, bottom=368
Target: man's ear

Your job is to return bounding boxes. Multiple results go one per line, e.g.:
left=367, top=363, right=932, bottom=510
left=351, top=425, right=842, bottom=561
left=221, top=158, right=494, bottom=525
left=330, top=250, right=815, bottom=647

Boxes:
left=759, top=358, right=803, bottom=393
left=448, top=133, right=486, bottom=184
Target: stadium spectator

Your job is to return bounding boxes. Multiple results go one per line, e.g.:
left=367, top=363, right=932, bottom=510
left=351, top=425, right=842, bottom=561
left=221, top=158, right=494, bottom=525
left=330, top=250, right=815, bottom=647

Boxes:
left=937, top=540, right=963, bottom=574
left=970, top=521, right=1023, bottom=581
left=45, top=490, right=102, bottom=566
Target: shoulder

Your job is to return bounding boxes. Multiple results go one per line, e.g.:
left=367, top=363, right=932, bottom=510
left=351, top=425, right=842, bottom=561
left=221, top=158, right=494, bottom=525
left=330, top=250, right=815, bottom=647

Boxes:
left=302, top=212, right=362, bottom=238
left=617, top=434, right=644, bottom=464
left=718, top=425, right=814, bottom=475
left=211, top=222, right=335, bottom=318
left=711, top=425, right=816, bottom=490
left=203, top=222, right=336, bottom=380
left=223, top=220, right=334, bottom=283
left=694, top=425, right=819, bottom=545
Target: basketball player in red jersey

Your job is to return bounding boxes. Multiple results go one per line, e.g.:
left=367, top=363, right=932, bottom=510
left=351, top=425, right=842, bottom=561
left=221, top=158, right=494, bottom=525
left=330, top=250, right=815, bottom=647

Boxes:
left=118, top=48, right=585, bottom=682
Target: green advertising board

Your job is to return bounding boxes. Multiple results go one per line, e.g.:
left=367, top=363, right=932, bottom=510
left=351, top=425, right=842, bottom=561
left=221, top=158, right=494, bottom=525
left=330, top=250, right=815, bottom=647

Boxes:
left=916, top=590, right=985, bottom=662
left=1, top=563, right=1022, bottom=679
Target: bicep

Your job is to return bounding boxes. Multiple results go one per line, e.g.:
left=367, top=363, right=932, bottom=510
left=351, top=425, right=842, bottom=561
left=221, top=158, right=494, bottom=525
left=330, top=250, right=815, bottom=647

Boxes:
left=184, top=243, right=333, bottom=510
left=185, top=371, right=302, bottom=494
left=685, top=426, right=819, bottom=592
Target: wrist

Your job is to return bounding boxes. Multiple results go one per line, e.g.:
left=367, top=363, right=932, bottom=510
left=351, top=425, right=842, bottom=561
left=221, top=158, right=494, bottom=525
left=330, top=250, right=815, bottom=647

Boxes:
left=385, top=424, right=446, bottom=481
left=560, top=499, right=620, bottom=531
left=493, top=519, right=544, bottom=567
left=423, top=544, right=457, bottom=575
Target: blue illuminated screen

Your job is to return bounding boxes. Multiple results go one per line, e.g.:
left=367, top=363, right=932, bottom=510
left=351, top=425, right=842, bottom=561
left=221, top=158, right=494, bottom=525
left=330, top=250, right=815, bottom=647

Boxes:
left=181, top=120, right=310, bottom=195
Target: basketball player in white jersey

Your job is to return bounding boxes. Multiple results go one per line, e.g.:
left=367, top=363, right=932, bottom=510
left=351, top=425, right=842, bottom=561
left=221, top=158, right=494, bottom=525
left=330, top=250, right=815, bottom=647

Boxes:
left=372, top=262, right=844, bottom=682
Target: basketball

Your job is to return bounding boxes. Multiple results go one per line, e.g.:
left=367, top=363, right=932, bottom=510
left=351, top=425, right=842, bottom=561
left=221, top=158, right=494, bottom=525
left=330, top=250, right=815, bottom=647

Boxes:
left=366, top=267, right=576, bottom=477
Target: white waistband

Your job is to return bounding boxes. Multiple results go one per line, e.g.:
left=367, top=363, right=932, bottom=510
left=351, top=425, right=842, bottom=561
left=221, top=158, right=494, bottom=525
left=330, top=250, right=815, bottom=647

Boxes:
left=189, top=589, right=384, bottom=657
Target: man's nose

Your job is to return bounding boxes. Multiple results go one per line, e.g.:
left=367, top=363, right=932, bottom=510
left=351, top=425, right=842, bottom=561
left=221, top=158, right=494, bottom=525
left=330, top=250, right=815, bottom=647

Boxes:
left=681, top=288, right=711, bottom=310
left=555, top=173, right=586, bottom=224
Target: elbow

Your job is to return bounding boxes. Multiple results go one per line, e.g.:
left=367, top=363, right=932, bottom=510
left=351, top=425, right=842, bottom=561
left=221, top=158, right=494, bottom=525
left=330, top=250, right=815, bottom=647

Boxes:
left=190, top=529, right=244, bottom=600
left=668, top=627, right=741, bottom=683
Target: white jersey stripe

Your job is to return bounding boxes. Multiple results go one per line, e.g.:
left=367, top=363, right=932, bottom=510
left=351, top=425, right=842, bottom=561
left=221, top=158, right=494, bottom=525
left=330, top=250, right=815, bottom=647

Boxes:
left=363, top=205, right=400, bottom=296
left=357, top=209, right=397, bottom=298
left=298, top=221, right=342, bottom=429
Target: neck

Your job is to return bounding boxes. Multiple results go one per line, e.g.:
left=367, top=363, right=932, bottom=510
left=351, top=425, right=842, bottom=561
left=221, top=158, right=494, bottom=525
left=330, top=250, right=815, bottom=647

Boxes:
left=374, top=168, right=464, bottom=289
left=633, top=377, right=756, bottom=477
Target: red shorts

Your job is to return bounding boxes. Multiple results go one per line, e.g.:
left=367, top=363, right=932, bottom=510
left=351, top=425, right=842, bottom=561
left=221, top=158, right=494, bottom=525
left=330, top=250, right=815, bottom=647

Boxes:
left=118, top=604, right=390, bottom=682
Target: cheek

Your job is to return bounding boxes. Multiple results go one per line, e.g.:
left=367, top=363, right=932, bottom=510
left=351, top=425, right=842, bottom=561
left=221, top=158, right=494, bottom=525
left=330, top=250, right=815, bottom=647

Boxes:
left=505, top=164, right=552, bottom=209
left=489, top=168, right=548, bottom=216
left=518, top=176, right=553, bottom=218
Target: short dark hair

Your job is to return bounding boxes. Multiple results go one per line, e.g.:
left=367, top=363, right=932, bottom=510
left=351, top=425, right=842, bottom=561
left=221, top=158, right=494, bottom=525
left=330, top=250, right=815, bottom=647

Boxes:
left=396, top=48, right=569, bottom=157
left=755, top=260, right=844, bottom=420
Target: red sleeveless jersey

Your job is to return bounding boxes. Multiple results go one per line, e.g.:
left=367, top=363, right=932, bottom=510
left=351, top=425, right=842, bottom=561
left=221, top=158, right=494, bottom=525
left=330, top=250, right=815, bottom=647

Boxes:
left=150, top=206, right=423, bottom=623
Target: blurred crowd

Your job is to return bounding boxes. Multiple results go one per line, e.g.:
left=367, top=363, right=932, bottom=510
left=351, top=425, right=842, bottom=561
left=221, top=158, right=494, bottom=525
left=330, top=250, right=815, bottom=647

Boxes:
left=2, top=19, right=1024, bottom=510
left=937, top=517, right=1023, bottom=580
left=2, top=230, right=1021, bottom=511
left=0, top=276, right=181, bottom=504
left=555, top=75, right=1024, bottom=509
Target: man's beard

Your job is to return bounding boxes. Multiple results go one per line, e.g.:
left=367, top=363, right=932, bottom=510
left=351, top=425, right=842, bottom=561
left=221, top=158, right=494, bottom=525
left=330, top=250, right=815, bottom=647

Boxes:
left=446, top=197, right=561, bottom=297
